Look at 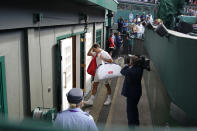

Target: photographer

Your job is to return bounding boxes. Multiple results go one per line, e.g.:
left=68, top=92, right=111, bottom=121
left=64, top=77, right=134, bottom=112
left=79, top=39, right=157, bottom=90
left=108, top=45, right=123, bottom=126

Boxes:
left=120, top=55, right=143, bottom=126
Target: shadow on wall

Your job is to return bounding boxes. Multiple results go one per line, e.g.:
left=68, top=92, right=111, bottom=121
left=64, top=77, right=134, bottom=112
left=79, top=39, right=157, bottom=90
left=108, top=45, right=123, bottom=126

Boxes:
left=52, top=44, right=60, bottom=111
left=132, top=38, right=171, bottom=126
left=134, top=28, right=197, bottom=126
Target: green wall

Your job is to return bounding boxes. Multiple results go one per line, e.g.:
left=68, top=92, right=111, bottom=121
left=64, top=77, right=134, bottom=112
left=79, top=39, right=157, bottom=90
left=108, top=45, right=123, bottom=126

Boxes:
left=143, top=63, right=171, bottom=126
left=144, top=28, right=197, bottom=121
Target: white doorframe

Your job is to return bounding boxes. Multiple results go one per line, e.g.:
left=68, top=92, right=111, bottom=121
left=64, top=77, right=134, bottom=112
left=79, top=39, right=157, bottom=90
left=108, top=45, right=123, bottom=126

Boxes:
left=85, top=32, right=93, bottom=96
left=60, top=37, right=73, bottom=110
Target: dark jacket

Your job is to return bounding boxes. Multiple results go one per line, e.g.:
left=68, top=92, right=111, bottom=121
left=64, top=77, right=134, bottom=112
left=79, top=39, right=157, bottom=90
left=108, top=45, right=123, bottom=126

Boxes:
left=120, top=65, right=143, bottom=98
left=117, top=19, right=124, bottom=28
left=116, top=35, right=122, bottom=47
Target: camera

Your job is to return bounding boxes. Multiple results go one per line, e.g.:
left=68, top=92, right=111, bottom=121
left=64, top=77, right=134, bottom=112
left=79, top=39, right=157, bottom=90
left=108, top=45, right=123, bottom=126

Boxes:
left=124, top=55, right=150, bottom=71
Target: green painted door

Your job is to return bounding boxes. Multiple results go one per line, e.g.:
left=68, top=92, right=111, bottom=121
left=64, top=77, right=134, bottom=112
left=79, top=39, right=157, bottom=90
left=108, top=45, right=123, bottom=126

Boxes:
left=0, top=56, right=7, bottom=116
left=80, top=34, right=85, bottom=89
left=96, top=29, right=102, bottom=47
left=0, top=63, right=2, bottom=113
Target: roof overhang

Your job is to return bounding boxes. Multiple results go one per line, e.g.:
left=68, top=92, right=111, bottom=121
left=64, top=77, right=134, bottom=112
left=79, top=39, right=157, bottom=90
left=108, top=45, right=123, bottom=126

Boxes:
left=87, top=0, right=118, bottom=12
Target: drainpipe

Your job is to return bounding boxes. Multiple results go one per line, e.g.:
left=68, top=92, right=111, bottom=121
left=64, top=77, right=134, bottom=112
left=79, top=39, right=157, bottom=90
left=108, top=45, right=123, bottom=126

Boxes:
left=103, top=22, right=105, bottom=49
left=93, top=22, right=96, bottom=43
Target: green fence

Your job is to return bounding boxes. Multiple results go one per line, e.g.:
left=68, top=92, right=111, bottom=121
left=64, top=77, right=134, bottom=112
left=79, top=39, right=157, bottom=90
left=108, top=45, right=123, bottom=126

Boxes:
left=144, top=28, right=197, bottom=123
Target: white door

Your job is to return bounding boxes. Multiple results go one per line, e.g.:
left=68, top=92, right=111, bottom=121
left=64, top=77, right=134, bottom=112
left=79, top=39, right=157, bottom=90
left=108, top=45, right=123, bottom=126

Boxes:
left=60, top=38, right=73, bottom=110
left=85, top=32, right=93, bottom=95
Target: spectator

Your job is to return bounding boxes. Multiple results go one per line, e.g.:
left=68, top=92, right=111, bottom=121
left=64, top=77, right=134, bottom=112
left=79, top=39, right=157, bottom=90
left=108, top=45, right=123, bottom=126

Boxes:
left=131, top=23, right=138, bottom=38
left=154, top=19, right=163, bottom=25
left=146, top=17, right=151, bottom=24
left=140, top=12, right=146, bottom=21
left=129, top=12, right=134, bottom=23
left=147, top=13, right=153, bottom=23
left=132, top=18, right=138, bottom=25
left=136, top=14, right=141, bottom=23
left=117, top=16, right=124, bottom=33
left=115, top=32, right=123, bottom=57
left=123, top=19, right=129, bottom=34
left=109, top=34, right=115, bottom=57
left=136, top=22, right=144, bottom=39
left=112, top=32, right=117, bottom=45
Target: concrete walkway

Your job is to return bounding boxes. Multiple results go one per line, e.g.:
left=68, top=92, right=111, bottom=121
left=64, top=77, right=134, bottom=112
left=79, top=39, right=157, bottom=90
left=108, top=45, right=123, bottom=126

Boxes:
left=83, top=57, right=152, bottom=130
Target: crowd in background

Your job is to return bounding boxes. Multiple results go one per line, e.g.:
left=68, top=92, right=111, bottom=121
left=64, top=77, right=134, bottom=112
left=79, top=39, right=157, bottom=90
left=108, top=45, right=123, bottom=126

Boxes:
left=184, top=6, right=197, bottom=16
left=108, top=12, right=154, bottom=58
left=117, top=12, right=153, bottom=39
left=185, top=0, right=197, bottom=16
left=119, top=0, right=159, bottom=4
left=186, top=0, right=197, bottom=5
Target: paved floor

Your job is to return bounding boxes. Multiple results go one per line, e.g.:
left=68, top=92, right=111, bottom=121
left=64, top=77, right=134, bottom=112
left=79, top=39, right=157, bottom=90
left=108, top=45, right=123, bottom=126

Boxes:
left=83, top=57, right=152, bottom=130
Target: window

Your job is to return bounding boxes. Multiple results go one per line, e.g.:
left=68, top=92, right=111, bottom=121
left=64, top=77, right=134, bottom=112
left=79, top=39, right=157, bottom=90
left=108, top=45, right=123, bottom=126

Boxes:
left=96, top=29, right=102, bottom=46
left=0, top=56, right=7, bottom=116
left=105, top=9, right=108, bottom=26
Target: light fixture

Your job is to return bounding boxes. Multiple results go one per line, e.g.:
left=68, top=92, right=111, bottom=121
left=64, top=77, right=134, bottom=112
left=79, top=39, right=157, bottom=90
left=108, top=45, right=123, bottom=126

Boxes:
left=33, top=13, right=43, bottom=23
left=79, top=13, right=89, bottom=33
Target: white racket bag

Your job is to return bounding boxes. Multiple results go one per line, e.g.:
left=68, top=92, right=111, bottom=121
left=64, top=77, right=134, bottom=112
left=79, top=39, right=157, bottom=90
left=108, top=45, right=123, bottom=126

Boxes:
left=97, top=64, right=122, bottom=80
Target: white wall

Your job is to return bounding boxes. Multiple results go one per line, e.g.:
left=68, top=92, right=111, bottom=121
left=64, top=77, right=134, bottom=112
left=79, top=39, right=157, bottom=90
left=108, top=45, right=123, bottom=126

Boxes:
left=28, top=24, right=86, bottom=111
left=0, top=22, right=103, bottom=118
left=0, top=1, right=105, bottom=30
left=0, top=31, right=26, bottom=120
left=76, top=35, right=81, bottom=89
left=85, top=32, right=93, bottom=95
left=83, top=24, right=94, bottom=95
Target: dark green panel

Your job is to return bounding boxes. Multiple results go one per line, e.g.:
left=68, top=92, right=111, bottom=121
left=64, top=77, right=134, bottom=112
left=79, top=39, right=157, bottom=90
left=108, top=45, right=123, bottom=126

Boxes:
left=144, top=28, right=197, bottom=121
left=56, top=40, right=61, bottom=112
left=105, top=10, right=109, bottom=26
left=178, top=15, right=197, bottom=25
left=0, top=56, right=8, bottom=117
left=88, top=0, right=118, bottom=12
left=0, top=63, right=2, bottom=113
left=96, top=29, right=102, bottom=46
left=157, top=0, right=185, bottom=29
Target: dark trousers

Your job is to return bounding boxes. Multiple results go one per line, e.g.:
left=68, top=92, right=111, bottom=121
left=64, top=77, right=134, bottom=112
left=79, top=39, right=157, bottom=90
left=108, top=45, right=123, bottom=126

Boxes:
left=126, top=96, right=141, bottom=126
left=118, top=27, right=123, bottom=33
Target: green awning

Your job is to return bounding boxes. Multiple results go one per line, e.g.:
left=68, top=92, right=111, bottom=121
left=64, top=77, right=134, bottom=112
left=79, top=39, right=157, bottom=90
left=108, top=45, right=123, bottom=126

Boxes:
left=88, top=0, right=118, bottom=12
left=157, top=0, right=185, bottom=29
left=178, top=15, right=197, bottom=24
